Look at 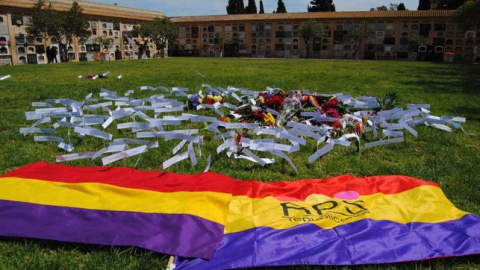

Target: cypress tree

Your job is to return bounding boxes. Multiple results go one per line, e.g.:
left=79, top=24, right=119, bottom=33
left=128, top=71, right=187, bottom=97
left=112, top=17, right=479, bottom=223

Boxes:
left=417, top=0, right=431, bottom=10
left=245, top=0, right=258, bottom=14
left=277, top=0, right=288, bottom=13
left=308, top=0, right=336, bottom=12
left=397, top=3, right=407, bottom=10
left=259, top=0, right=265, bottom=13
left=227, top=0, right=245, bottom=14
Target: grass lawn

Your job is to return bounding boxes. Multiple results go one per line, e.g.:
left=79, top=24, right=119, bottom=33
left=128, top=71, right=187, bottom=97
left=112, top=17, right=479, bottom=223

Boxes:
left=0, top=58, right=479, bottom=269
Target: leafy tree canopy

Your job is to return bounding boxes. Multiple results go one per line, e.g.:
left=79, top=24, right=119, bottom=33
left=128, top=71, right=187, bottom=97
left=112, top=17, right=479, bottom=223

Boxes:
left=454, top=0, right=480, bottom=30
left=308, top=0, right=336, bottom=12
left=299, top=20, right=326, bottom=58
left=26, top=0, right=89, bottom=62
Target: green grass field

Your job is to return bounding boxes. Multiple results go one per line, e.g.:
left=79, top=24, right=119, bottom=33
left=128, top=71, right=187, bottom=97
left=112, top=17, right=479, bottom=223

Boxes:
left=0, top=58, right=479, bottom=269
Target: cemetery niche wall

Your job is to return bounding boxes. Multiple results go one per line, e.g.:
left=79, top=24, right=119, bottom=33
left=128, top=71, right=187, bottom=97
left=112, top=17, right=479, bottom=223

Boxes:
left=1, top=2, right=479, bottom=64
left=0, top=0, right=164, bottom=65
left=171, top=10, right=480, bottom=63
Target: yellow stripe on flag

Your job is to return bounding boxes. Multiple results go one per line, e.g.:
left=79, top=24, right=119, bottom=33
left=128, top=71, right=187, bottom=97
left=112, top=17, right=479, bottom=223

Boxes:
left=0, top=177, right=231, bottom=225
left=225, top=186, right=467, bottom=233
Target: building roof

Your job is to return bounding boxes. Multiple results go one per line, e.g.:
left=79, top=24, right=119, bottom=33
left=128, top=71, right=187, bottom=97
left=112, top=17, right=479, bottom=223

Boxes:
left=0, top=0, right=164, bottom=21
left=171, top=10, right=455, bottom=24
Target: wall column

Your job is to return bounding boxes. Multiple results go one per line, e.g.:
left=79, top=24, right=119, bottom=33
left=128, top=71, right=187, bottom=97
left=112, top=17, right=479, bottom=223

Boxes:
left=6, top=13, right=18, bottom=65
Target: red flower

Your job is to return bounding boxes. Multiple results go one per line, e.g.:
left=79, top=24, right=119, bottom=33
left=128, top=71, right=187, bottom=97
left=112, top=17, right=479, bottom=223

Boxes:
left=333, top=121, right=342, bottom=131
left=205, top=98, right=215, bottom=105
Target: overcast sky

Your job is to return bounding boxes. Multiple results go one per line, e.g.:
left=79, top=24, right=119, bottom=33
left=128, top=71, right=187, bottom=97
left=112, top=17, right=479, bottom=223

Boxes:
left=95, top=0, right=420, bottom=17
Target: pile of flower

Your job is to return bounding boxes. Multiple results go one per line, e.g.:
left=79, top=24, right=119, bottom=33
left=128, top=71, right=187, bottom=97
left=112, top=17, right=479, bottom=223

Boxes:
left=189, top=90, right=225, bottom=108
left=235, top=105, right=276, bottom=126
left=236, top=90, right=347, bottom=128
left=256, top=90, right=287, bottom=111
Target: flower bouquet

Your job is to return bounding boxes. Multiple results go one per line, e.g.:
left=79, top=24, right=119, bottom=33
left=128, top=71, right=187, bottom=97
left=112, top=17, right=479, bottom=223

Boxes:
left=189, top=90, right=224, bottom=109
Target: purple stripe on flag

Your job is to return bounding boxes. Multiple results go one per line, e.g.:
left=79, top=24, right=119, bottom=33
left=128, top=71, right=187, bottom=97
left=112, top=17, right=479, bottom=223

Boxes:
left=0, top=200, right=223, bottom=259
left=176, top=214, right=480, bottom=269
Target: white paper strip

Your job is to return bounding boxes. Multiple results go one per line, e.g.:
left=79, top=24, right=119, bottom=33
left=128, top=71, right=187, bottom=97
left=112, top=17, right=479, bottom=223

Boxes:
left=102, top=144, right=148, bottom=165
left=213, top=131, right=235, bottom=141
left=235, top=155, right=275, bottom=165
left=231, top=92, right=242, bottom=102
left=113, top=138, right=150, bottom=145
left=328, top=138, right=351, bottom=147
left=190, top=116, right=218, bottom=123
left=271, top=150, right=298, bottom=174
left=32, top=102, right=52, bottom=108
left=74, top=127, right=113, bottom=140
left=400, top=121, right=418, bottom=137
left=241, top=148, right=267, bottom=166
left=203, top=155, right=212, bottom=172
left=217, top=139, right=236, bottom=154
left=383, top=130, right=404, bottom=138
left=277, top=132, right=307, bottom=145
left=58, top=142, right=74, bottom=152
left=163, top=151, right=189, bottom=170
left=34, top=136, right=64, bottom=143
left=173, top=140, right=187, bottom=155
left=308, top=143, right=334, bottom=163
left=20, top=127, right=56, bottom=135
left=56, top=152, right=95, bottom=162
left=429, top=123, right=452, bottom=132
left=188, top=142, right=197, bottom=166
left=365, top=137, right=404, bottom=148
left=0, top=75, right=11, bottom=81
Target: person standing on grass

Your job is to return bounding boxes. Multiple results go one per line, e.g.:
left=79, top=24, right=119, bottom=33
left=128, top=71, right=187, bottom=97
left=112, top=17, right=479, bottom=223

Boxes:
left=52, top=47, right=58, bottom=63
left=46, top=46, right=52, bottom=64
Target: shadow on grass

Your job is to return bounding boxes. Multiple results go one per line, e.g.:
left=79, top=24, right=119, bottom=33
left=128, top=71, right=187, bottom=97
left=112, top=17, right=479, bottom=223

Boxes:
left=0, top=236, right=168, bottom=259
left=400, top=65, right=480, bottom=96
left=239, top=255, right=480, bottom=269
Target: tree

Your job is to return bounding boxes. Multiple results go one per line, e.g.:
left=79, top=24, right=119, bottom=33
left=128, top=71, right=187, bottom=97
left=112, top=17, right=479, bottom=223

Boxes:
left=26, top=0, right=89, bottom=62
left=390, top=3, right=399, bottom=10
left=132, top=17, right=179, bottom=58
left=432, top=0, right=466, bottom=9
left=308, top=0, right=336, bottom=11
left=227, top=0, right=245, bottom=14
left=397, top=3, right=407, bottom=10
left=63, top=2, right=89, bottom=61
left=277, top=0, right=288, bottom=13
left=245, top=0, right=258, bottom=13
left=345, top=26, right=373, bottom=59
left=418, top=0, right=431, bottom=9
left=376, top=5, right=389, bottom=10
left=26, top=0, right=50, bottom=39
left=454, top=0, right=480, bottom=31
left=259, top=0, right=265, bottom=13
left=93, top=36, right=112, bottom=61
left=299, top=20, right=325, bottom=59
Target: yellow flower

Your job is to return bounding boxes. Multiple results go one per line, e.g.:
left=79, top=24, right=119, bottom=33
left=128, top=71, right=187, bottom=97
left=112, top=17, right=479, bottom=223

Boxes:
left=214, top=96, right=223, bottom=102
left=263, top=113, right=275, bottom=126
left=207, top=94, right=214, bottom=99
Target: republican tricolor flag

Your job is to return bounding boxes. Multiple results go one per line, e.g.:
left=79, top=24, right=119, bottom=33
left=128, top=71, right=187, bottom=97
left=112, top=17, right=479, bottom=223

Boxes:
left=0, top=162, right=479, bottom=269
left=0, top=162, right=236, bottom=259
